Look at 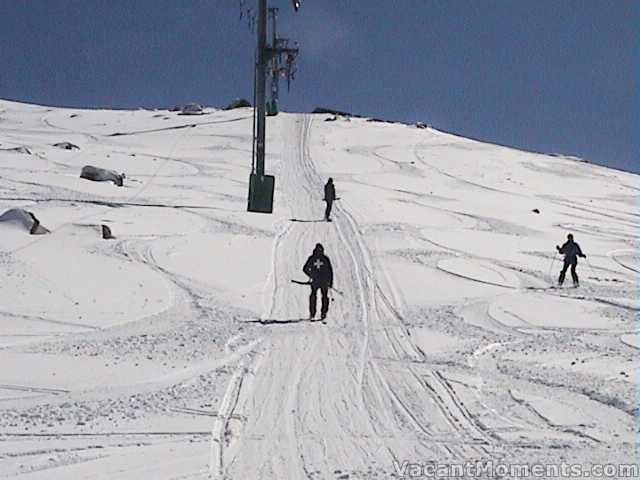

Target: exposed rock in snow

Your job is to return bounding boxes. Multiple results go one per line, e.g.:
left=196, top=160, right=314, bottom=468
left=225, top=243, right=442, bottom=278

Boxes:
left=179, top=103, right=204, bottom=115
left=53, top=141, right=80, bottom=150
left=101, top=224, right=115, bottom=239
left=0, top=208, right=49, bottom=234
left=224, top=98, right=251, bottom=110
left=80, top=165, right=125, bottom=186
left=312, top=107, right=354, bottom=117
left=1, top=146, right=31, bottom=154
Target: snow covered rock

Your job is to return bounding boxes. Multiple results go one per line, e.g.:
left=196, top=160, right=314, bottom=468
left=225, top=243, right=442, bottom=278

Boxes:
left=80, top=165, right=125, bottom=187
left=1, top=146, right=32, bottom=154
left=312, top=107, right=353, bottom=117
left=0, top=208, right=49, bottom=235
left=178, top=103, right=204, bottom=115
left=224, top=98, right=251, bottom=110
left=53, top=141, right=80, bottom=150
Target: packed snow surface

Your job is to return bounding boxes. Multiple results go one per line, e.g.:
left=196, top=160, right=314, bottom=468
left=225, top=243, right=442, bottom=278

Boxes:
left=0, top=100, right=638, bottom=479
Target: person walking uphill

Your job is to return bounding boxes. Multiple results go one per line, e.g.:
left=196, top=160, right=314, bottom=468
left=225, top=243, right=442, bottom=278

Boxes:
left=324, top=178, right=336, bottom=222
left=303, top=243, right=334, bottom=320
left=556, top=233, right=586, bottom=287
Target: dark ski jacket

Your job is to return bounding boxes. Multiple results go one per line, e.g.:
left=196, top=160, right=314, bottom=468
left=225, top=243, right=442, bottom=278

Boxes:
left=303, top=253, right=333, bottom=287
left=324, top=181, right=336, bottom=203
left=557, top=240, right=585, bottom=263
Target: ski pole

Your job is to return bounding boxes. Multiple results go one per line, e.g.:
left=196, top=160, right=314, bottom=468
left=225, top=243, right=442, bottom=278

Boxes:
left=547, top=252, right=558, bottom=281
left=330, top=286, right=344, bottom=296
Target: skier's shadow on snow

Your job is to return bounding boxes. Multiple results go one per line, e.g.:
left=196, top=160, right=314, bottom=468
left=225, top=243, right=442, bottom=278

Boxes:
left=289, top=218, right=325, bottom=223
left=248, top=318, right=312, bottom=325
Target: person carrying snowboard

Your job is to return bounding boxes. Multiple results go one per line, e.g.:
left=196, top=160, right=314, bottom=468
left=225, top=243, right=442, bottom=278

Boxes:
left=556, top=233, right=586, bottom=286
left=323, top=178, right=336, bottom=222
left=302, top=243, right=333, bottom=320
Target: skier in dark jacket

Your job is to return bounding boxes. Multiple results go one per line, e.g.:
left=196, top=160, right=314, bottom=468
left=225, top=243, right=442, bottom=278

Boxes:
left=323, top=178, right=336, bottom=222
left=556, top=233, right=586, bottom=286
left=303, top=243, right=333, bottom=320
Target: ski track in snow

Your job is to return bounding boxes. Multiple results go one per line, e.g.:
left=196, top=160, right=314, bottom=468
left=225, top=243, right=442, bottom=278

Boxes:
left=0, top=102, right=637, bottom=478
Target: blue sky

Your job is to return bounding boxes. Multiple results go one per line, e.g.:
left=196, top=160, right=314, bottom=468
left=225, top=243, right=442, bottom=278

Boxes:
left=1, top=1, right=637, bottom=173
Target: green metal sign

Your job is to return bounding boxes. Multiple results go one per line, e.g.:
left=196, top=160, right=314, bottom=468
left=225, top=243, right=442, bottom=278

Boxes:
left=247, top=173, right=275, bottom=213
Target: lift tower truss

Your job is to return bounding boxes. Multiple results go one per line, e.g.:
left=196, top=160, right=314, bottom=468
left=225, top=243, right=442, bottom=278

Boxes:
left=267, top=8, right=299, bottom=116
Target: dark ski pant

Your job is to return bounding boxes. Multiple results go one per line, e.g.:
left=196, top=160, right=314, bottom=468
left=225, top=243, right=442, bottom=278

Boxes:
left=309, top=284, right=329, bottom=318
left=324, top=200, right=333, bottom=221
left=558, top=260, right=578, bottom=285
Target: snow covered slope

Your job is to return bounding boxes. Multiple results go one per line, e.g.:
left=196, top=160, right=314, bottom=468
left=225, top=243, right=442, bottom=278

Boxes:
left=0, top=99, right=637, bottom=479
